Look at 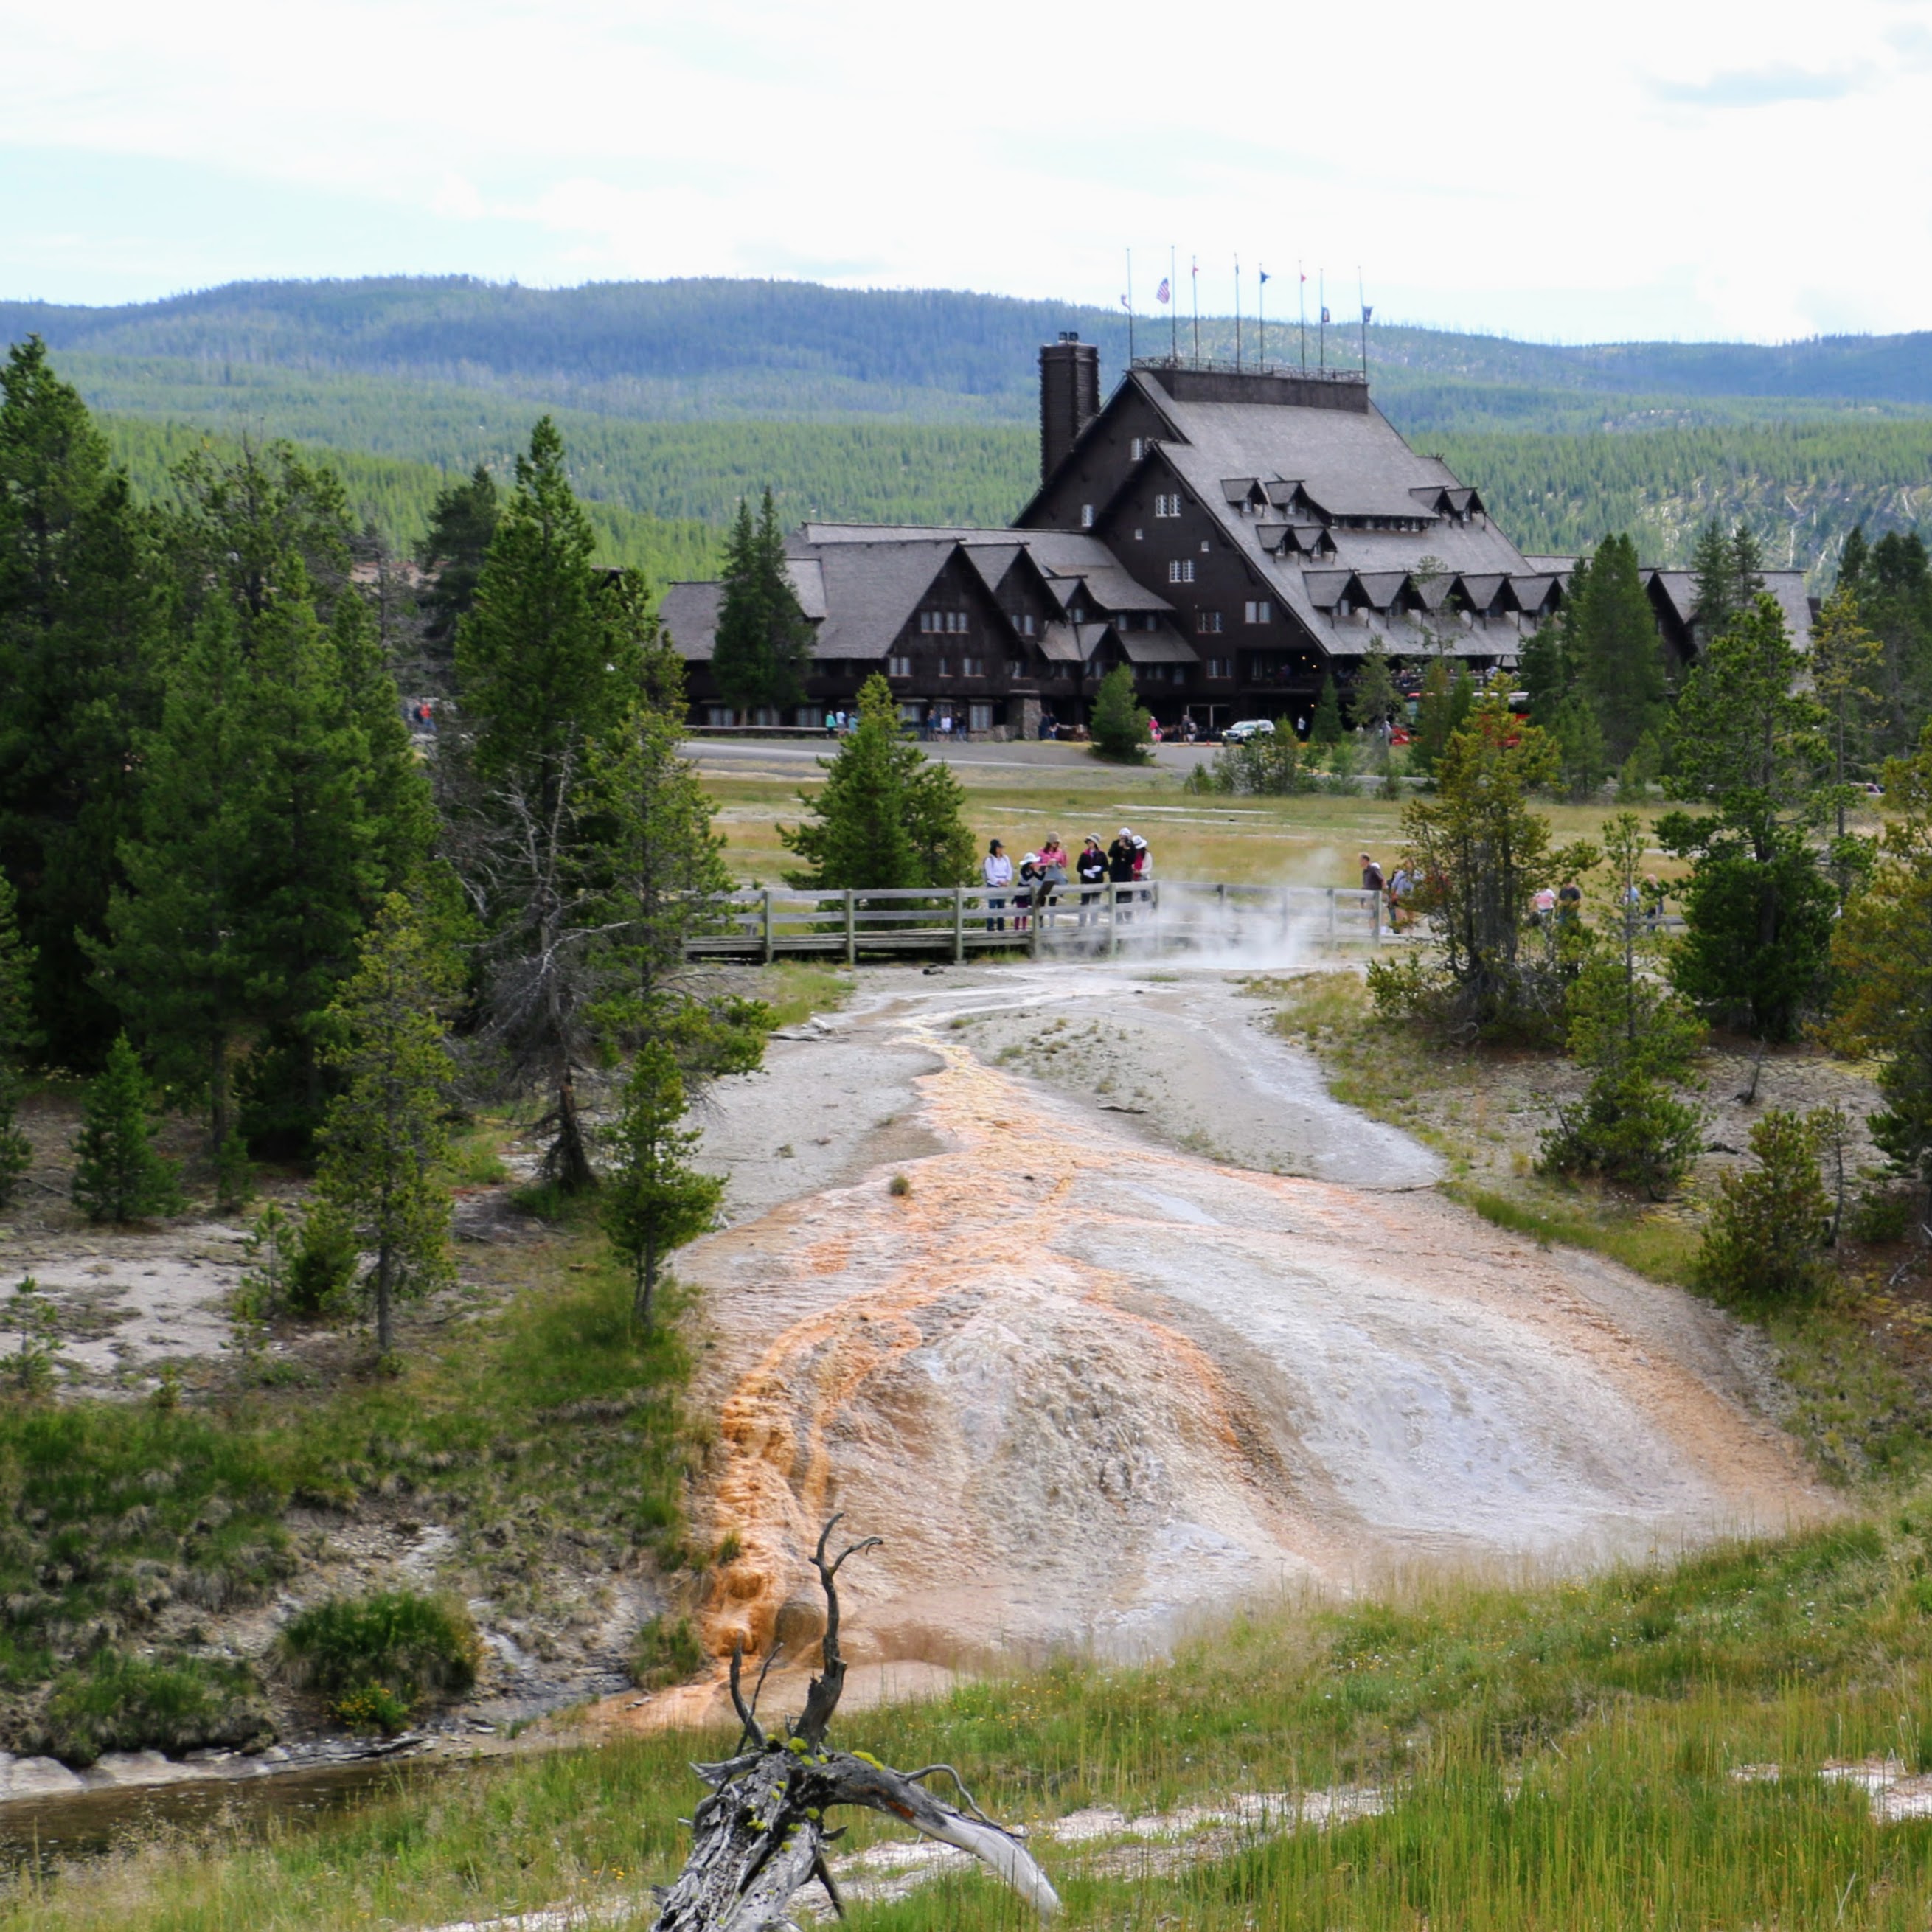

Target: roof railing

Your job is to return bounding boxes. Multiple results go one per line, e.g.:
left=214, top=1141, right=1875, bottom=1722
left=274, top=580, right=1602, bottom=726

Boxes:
left=1131, top=356, right=1368, bottom=383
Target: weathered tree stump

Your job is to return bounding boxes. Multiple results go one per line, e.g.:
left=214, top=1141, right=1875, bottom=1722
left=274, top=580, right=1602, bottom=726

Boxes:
left=652, top=1518, right=1059, bottom=1931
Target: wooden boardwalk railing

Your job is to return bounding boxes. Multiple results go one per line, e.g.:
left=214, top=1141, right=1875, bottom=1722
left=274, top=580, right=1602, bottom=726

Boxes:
left=685, top=882, right=1391, bottom=964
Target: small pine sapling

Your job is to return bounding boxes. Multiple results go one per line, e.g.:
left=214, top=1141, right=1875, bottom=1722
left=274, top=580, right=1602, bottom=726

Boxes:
left=600, top=1043, right=724, bottom=1333
left=312, top=896, right=459, bottom=1357
left=1695, top=1108, right=1837, bottom=1302
left=70, top=1034, right=184, bottom=1224
left=1310, top=673, right=1344, bottom=746
left=1088, top=665, right=1153, bottom=762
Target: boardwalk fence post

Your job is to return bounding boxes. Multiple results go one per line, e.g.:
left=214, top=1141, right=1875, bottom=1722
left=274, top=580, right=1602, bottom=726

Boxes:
left=953, top=886, right=965, bottom=964
left=1108, top=883, right=1121, bottom=959
left=1371, top=889, right=1382, bottom=945
left=762, top=886, right=774, bottom=965
left=844, top=889, right=855, bottom=967
left=1327, top=886, right=1336, bottom=945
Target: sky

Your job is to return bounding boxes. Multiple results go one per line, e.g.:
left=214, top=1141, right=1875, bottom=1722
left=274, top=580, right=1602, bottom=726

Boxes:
left=4, top=0, right=1931, bottom=344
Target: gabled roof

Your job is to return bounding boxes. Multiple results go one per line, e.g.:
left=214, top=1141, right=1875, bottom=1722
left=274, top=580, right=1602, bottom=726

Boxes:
left=660, top=580, right=724, bottom=661
left=1355, top=571, right=1408, bottom=611
left=1455, top=573, right=1508, bottom=613
left=1035, top=621, right=1087, bottom=664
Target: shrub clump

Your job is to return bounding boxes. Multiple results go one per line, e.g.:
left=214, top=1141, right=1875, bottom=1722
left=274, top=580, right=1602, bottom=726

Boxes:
left=277, top=1589, right=482, bottom=1726
left=1695, top=1108, right=1836, bottom=1302
left=29, top=1651, right=274, bottom=1768
left=631, top=1613, right=703, bottom=1689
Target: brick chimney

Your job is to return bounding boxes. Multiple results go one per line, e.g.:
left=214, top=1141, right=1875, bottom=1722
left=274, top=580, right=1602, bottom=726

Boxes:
left=1038, top=333, right=1101, bottom=484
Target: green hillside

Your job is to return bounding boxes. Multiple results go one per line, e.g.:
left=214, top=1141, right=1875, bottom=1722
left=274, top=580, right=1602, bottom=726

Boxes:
left=16, top=276, right=1932, bottom=580
left=98, top=414, right=724, bottom=583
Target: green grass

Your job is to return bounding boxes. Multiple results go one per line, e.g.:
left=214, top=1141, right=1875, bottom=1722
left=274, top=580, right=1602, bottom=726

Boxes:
left=18, top=1515, right=1932, bottom=1928
left=278, top=1591, right=483, bottom=1706
left=1448, top=1180, right=1702, bottom=1285
left=754, top=959, right=856, bottom=1030
left=0, top=1238, right=691, bottom=1758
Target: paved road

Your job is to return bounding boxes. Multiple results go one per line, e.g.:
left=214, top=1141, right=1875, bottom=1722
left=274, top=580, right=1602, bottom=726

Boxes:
left=683, top=735, right=1220, bottom=778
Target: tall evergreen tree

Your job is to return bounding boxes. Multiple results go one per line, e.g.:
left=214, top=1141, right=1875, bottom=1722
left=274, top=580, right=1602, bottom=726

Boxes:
left=1689, top=519, right=1763, bottom=649
left=313, top=895, right=458, bottom=1357
left=416, top=463, right=500, bottom=664
left=456, top=417, right=639, bottom=811
left=1347, top=638, right=1397, bottom=733
left=1842, top=530, right=1932, bottom=758
left=1809, top=585, right=1883, bottom=843
left=710, top=489, right=813, bottom=720
left=1661, top=594, right=1834, bottom=1040
left=96, top=602, right=254, bottom=1156
left=0, top=338, right=162, bottom=1068
left=451, top=424, right=653, bottom=1192
left=591, top=614, right=768, bottom=1091
left=1573, top=534, right=1666, bottom=762
left=1310, top=674, right=1344, bottom=746
left=0, top=871, right=36, bottom=1206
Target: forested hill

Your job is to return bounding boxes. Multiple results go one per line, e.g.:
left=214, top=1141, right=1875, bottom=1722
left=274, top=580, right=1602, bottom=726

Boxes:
left=8, top=276, right=1932, bottom=429
left=9, top=276, right=1932, bottom=576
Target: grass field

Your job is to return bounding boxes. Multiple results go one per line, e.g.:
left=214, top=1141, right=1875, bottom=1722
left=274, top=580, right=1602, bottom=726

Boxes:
left=706, top=763, right=1683, bottom=889
left=16, top=1515, right=1932, bottom=1930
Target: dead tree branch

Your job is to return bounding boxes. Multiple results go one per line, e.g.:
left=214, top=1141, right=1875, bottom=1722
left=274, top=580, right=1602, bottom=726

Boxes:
left=651, top=1518, right=1058, bottom=1931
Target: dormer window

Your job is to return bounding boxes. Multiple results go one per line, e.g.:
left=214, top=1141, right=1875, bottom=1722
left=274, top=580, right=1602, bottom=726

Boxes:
left=1080, top=504, right=1095, bottom=528
left=1155, top=494, right=1181, bottom=518
left=1130, top=438, right=1144, bottom=461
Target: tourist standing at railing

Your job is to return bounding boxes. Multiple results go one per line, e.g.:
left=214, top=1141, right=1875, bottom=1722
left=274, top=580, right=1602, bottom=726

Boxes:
left=1038, top=835, right=1068, bottom=930
left=1131, top=835, right=1152, bottom=910
left=1077, top=836, right=1107, bottom=923
left=1361, top=852, right=1384, bottom=896
left=1015, top=853, right=1040, bottom=932
left=1109, top=829, right=1137, bottom=924
left=984, top=839, right=1012, bottom=931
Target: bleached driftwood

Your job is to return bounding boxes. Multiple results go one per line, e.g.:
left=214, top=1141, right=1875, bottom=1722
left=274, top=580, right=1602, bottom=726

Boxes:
left=651, top=1518, right=1060, bottom=1931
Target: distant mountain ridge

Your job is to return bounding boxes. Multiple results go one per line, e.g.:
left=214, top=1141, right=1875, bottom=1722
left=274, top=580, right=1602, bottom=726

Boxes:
left=6, top=276, right=1932, bottom=430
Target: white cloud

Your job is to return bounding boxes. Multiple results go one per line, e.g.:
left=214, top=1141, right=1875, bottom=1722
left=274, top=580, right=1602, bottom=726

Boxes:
left=1, top=0, right=1929, bottom=336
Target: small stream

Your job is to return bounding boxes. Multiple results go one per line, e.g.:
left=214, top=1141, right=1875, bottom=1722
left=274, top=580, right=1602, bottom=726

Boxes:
left=0, top=1751, right=456, bottom=1869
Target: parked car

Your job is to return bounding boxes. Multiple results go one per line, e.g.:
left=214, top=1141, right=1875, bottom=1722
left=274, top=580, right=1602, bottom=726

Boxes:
left=1223, top=718, right=1276, bottom=745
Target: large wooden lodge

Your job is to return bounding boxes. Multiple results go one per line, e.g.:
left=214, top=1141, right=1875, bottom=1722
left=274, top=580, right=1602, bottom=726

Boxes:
left=661, top=340, right=1812, bottom=737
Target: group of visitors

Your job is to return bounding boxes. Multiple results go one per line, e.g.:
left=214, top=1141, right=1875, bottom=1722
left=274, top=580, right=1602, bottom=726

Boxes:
left=983, top=828, right=1151, bottom=931
left=1359, top=852, right=1672, bottom=933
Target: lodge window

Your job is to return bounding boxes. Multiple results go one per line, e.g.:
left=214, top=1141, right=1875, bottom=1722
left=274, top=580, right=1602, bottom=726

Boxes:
left=920, top=611, right=968, bottom=634
left=969, top=702, right=994, bottom=732
left=1016, top=612, right=1036, bottom=636
left=1130, top=438, right=1144, bottom=460
left=1206, top=658, right=1233, bottom=679
left=1155, top=493, right=1181, bottom=518
left=961, top=656, right=985, bottom=676
left=1007, top=659, right=1022, bottom=678
left=938, top=658, right=951, bottom=676
left=1198, top=611, right=1224, bottom=634
left=1080, top=504, right=1095, bottom=527
left=888, top=655, right=911, bottom=677
left=1244, top=600, right=1272, bottom=625
left=1168, top=559, right=1195, bottom=584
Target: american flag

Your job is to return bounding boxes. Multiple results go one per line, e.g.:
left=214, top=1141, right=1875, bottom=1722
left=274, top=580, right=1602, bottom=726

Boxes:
left=1156, top=277, right=1171, bottom=304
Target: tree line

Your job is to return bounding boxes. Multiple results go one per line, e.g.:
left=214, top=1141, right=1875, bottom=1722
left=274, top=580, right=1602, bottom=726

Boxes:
left=1371, top=550, right=1932, bottom=1296
left=0, top=337, right=760, bottom=1352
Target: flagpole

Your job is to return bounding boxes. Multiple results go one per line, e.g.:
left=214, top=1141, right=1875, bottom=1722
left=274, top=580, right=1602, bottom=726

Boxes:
left=1259, top=268, right=1266, bottom=370
left=1299, top=260, right=1306, bottom=374
left=1358, top=266, right=1368, bottom=377
left=1191, top=255, right=1199, bottom=364
left=1319, top=269, right=1326, bottom=370
left=1234, top=254, right=1241, bottom=371
left=1170, top=245, right=1178, bottom=362
left=1126, top=248, right=1135, bottom=363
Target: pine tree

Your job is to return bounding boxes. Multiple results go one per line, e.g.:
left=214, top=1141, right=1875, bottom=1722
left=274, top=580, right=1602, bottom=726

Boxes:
left=1809, top=585, right=1883, bottom=842
left=781, top=674, right=976, bottom=890
left=710, top=490, right=813, bottom=720
left=1661, top=594, right=1834, bottom=1040
left=416, top=463, right=500, bottom=663
left=600, top=1044, right=724, bottom=1333
left=1831, top=725, right=1932, bottom=1186
left=1347, top=638, right=1397, bottom=733
left=71, top=1033, right=182, bottom=1223
left=1310, top=674, right=1344, bottom=746
left=1552, top=692, right=1608, bottom=799
left=0, top=870, right=36, bottom=1206
left=1089, top=664, right=1152, bottom=761
left=0, top=338, right=163, bottom=1069
left=1574, top=534, right=1666, bottom=762
left=1853, top=532, right=1932, bottom=758
left=591, top=618, right=769, bottom=1091
left=1518, top=606, right=1570, bottom=723
left=455, top=417, right=640, bottom=809
left=1687, top=518, right=1737, bottom=647
left=97, top=602, right=253, bottom=1157
left=312, top=895, right=459, bottom=1357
